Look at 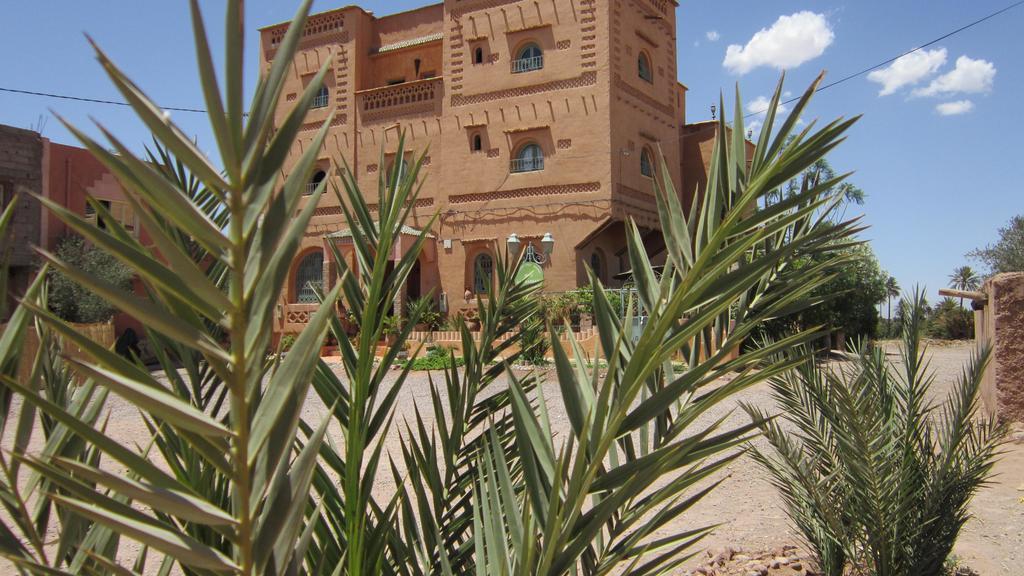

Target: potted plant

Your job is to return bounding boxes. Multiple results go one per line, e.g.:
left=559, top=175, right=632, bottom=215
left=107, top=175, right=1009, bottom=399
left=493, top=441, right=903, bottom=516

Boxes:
left=463, top=308, right=481, bottom=332
left=411, top=296, right=442, bottom=332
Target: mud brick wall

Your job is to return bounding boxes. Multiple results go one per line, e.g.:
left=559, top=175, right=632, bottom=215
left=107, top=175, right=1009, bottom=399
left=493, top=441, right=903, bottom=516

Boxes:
left=0, top=125, right=43, bottom=266
left=977, top=272, right=1024, bottom=422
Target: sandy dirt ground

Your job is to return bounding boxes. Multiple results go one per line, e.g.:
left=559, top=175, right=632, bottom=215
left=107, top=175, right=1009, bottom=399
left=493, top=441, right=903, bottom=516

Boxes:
left=1, top=341, right=1021, bottom=575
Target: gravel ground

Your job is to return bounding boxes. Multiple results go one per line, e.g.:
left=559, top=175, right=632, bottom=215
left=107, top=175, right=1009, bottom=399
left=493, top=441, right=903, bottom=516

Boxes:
left=2, top=341, right=1021, bottom=575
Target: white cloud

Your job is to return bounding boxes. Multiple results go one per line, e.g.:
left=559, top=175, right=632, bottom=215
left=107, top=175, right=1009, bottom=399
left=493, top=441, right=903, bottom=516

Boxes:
left=746, top=95, right=789, bottom=117
left=867, top=48, right=947, bottom=96
left=747, top=119, right=764, bottom=137
left=936, top=100, right=975, bottom=116
left=914, top=56, right=996, bottom=97
left=723, top=12, right=834, bottom=74
left=706, top=30, right=720, bottom=42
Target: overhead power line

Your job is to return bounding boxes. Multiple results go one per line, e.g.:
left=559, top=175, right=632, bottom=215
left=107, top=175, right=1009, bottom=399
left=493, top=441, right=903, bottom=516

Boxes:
left=1, top=0, right=1021, bottom=123
left=0, top=86, right=206, bottom=114
left=746, top=0, right=1024, bottom=118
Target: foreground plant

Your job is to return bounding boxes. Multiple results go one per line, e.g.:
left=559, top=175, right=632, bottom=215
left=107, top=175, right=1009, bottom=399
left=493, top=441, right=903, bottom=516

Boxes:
left=0, top=0, right=865, bottom=574
left=747, top=291, right=1007, bottom=576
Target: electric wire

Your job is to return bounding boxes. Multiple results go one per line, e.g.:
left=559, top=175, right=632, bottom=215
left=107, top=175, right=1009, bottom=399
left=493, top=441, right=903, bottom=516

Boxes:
left=1, top=0, right=1020, bottom=121
left=745, top=0, right=1024, bottom=118
left=0, top=86, right=207, bottom=114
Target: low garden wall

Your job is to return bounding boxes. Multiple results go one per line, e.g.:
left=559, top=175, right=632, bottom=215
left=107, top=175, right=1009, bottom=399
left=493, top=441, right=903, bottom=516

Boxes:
left=1, top=320, right=115, bottom=383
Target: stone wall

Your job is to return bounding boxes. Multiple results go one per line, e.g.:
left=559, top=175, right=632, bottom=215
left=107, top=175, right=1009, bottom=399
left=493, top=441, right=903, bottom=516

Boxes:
left=0, top=125, right=43, bottom=267
left=977, top=272, right=1024, bottom=422
left=0, top=125, right=43, bottom=319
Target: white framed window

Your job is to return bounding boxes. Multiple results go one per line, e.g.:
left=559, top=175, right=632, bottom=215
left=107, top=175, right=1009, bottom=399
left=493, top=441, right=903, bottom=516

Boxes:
left=512, top=43, right=543, bottom=73
left=511, top=143, right=544, bottom=173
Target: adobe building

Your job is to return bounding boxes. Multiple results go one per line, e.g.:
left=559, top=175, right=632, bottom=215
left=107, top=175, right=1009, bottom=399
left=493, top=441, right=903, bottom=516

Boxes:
left=259, top=0, right=719, bottom=333
left=0, top=123, right=147, bottom=334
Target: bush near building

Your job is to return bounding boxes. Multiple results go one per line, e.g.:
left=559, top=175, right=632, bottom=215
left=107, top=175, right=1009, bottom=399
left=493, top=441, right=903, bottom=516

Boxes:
left=46, top=234, right=134, bottom=324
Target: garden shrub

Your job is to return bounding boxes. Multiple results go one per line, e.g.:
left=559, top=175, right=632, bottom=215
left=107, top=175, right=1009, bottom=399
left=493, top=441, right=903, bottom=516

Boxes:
left=47, top=234, right=134, bottom=323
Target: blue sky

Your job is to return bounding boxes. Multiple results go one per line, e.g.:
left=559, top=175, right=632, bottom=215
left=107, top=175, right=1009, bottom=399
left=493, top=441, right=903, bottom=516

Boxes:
left=1, top=1, right=1020, bottom=298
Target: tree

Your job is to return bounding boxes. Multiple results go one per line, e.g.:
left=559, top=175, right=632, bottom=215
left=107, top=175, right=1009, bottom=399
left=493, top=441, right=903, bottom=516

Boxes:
left=780, top=154, right=866, bottom=211
left=760, top=243, right=889, bottom=343
left=748, top=291, right=1004, bottom=576
left=969, top=214, right=1024, bottom=274
left=885, top=275, right=900, bottom=319
left=47, top=234, right=135, bottom=323
left=929, top=297, right=974, bottom=340
left=948, top=265, right=980, bottom=308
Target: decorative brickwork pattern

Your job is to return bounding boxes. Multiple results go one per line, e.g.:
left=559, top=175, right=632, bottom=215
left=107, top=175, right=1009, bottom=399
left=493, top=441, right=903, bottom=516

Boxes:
left=557, top=139, right=572, bottom=149
left=299, top=115, right=347, bottom=133
left=449, top=182, right=601, bottom=204
left=451, top=72, right=597, bottom=107
left=268, top=12, right=345, bottom=46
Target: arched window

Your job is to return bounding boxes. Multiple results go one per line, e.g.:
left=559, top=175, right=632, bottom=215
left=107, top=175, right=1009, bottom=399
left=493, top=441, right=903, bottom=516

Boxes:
left=312, top=85, right=330, bottom=108
left=511, top=143, right=544, bottom=173
left=306, top=170, right=327, bottom=195
left=640, top=148, right=655, bottom=178
left=512, top=43, right=544, bottom=73
left=473, top=252, right=494, bottom=294
left=590, top=250, right=605, bottom=283
left=390, top=158, right=410, bottom=185
left=472, top=133, right=483, bottom=152
left=295, top=251, right=324, bottom=303
left=638, top=52, right=653, bottom=83
left=474, top=47, right=484, bottom=64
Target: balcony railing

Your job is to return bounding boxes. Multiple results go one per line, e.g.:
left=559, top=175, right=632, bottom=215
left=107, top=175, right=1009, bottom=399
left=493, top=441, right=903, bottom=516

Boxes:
left=357, top=78, right=442, bottom=121
left=511, top=55, right=544, bottom=74
left=510, top=157, right=545, bottom=173
left=312, top=91, right=330, bottom=109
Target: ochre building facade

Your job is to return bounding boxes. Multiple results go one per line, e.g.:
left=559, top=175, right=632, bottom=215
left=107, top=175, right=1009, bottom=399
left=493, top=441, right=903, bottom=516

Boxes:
left=259, top=0, right=717, bottom=333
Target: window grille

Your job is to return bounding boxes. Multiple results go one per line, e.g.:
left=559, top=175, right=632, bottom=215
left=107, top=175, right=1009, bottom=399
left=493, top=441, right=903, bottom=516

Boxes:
left=312, top=86, right=329, bottom=108
left=295, top=252, right=324, bottom=303
left=512, top=44, right=544, bottom=73
left=510, top=144, right=544, bottom=173
left=473, top=253, right=494, bottom=294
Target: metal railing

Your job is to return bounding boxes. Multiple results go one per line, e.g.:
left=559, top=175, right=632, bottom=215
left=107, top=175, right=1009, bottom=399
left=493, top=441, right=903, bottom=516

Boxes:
left=312, top=90, right=330, bottom=109
left=511, top=55, right=544, bottom=74
left=510, top=156, right=545, bottom=173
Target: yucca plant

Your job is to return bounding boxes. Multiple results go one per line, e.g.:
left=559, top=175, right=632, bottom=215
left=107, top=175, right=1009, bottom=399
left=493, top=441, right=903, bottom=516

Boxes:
left=747, top=290, right=1007, bottom=576
left=0, top=0, right=869, bottom=574
left=0, top=201, right=124, bottom=573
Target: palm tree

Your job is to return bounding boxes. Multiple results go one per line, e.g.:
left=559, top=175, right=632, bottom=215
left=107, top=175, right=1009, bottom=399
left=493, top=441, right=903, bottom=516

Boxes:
left=885, top=275, right=900, bottom=319
left=949, top=265, right=981, bottom=308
